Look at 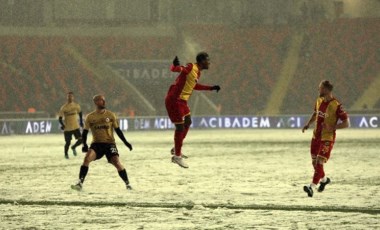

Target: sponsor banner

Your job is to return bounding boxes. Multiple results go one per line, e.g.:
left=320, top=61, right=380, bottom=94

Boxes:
left=106, top=60, right=176, bottom=84
left=0, top=120, right=58, bottom=135
left=0, top=115, right=379, bottom=135
left=106, top=60, right=176, bottom=112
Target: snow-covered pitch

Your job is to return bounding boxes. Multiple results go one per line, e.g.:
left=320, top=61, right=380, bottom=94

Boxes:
left=0, top=129, right=379, bottom=229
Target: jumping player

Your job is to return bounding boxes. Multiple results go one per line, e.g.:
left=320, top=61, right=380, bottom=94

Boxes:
left=58, top=92, right=83, bottom=159
left=71, top=95, right=133, bottom=191
left=165, top=52, right=220, bottom=168
left=302, top=80, right=349, bottom=197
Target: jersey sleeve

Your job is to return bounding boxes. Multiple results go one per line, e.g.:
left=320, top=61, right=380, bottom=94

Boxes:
left=336, top=104, right=348, bottom=121
left=194, top=83, right=213, bottom=91
left=170, top=63, right=193, bottom=74
left=112, top=113, right=119, bottom=129
left=77, top=104, right=81, bottom=113
left=59, top=106, right=64, bottom=117
left=84, top=114, right=90, bottom=130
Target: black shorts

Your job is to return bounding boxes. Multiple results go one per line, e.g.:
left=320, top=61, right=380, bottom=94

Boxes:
left=90, top=143, right=119, bottom=163
left=64, top=129, right=81, bottom=142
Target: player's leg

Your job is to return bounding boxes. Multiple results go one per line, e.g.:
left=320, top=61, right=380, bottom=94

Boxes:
left=80, top=149, right=97, bottom=180
left=317, top=141, right=333, bottom=192
left=109, top=155, right=132, bottom=190
left=171, top=115, right=191, bottom=158
left=304, top=138, right=319, bottom=197
left=173, top=101, right=190, bottom=158
left=314, top=156, right=330, bottom=192
left=171, top=123, right=189, bottom=168
left=64, top=132, right=72, bottom=159
left=71, top=149, right=97, bottom=191
left=312, top=156, right=325, bottom=187
left=71, top=129, right=82, bottom=156
left=165, top=98, right=189, bottom=168
left=170, top=119, right=188, bottom=158
left=183, top=115, right=192, bottom=140
left=174, top=123, right=185, bottom=157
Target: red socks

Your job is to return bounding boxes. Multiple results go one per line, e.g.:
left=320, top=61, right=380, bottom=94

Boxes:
left=312, top=163, right=325, bottom=185
left=312, top=160, right=317, bottom=170
left=174, top=130, right=184, bottom=156
left=183, top=125, right=190, bottom=140
left=174, top=126, right=190, bottom=156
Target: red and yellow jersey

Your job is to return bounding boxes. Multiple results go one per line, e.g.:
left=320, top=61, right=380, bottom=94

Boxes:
left=313, top=97, right=348, bottom=141
left=166, top=63, right=212, bottom=101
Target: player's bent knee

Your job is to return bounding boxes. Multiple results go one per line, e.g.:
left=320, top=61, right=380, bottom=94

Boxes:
left=175, top=124, right=184, bottom=131
left=110, top=156, right=123, bottom=170
left=316, top=156, right=326, bottom=164
left=83, top=156, right=91, bottom=165
left=184, top=116, right=192, bottom=127
left=83, top=151, right=96, bottom=165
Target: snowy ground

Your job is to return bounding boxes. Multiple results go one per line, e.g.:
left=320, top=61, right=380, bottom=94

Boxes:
left=0, top=129, right=379, bottom=229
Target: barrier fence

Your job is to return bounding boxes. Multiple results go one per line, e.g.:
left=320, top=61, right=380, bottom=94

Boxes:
left=0, top=115, right=379, bottom=135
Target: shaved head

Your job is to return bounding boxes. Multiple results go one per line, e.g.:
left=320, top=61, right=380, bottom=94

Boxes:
left=93, top=94, right=104, bottom=102
left=93, top=94, right=106, bottom=110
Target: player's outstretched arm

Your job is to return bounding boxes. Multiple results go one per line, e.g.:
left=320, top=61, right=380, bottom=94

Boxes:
left=58, top=116, right=65, bottom=130
left=82, top=129, right=89, bottom=152
left=115, top=127, right=133, bottom=151
left=170, top=56, right=183, bottom=72
left=194, top=84, right=221, bottom=92
left=302, top=112, right=317, bottom=133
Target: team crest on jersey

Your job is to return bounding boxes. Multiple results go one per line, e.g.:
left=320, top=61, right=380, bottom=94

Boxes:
left=105, top=118, right=110, bottom=122
left=317, top=111, right=329, bottom=118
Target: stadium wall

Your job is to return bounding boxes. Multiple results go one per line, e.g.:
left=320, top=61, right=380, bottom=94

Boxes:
left=0, top=115, right=379, bottom=135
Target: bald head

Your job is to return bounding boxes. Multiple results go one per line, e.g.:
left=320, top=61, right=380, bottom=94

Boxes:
left=93, top=94, right=104, bottom=102
left=93, top=94, right=106, bottom=110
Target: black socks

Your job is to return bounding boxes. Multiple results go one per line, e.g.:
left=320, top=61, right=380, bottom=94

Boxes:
left=118, top=169, right=130, bottom=185
left=79, top=165, right=89, bottom=183
left=72, top=139, right=83, bottom=149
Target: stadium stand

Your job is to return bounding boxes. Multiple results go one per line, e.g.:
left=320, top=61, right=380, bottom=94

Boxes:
left=282, top=18, right=380, bottom=114
left=183, top=24, right=291, bottom=114
left=0, top=36, right=133, bottom=116
left=1, top=18, right=378, bottom=116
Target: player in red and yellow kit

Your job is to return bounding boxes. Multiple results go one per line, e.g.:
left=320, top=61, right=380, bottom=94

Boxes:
left=302, top=80, right=349, bottom=197
left=166, top=52, right=220, bottom=168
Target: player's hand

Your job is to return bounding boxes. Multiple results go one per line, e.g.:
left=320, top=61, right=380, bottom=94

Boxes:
left=211, top=85, right=221, bottom=93
left=173, top=56, right=180, bottom=66
left=60, top=125, right=65, bottom=130
left=125, top=142, right=133, bottom=151
left=82, top=144, right=88, bottom=153
left=302, top=124, right=309, bottom=133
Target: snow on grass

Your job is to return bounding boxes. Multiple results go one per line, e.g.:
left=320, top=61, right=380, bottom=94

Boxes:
left=0, top=129, right=379, bottom=229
